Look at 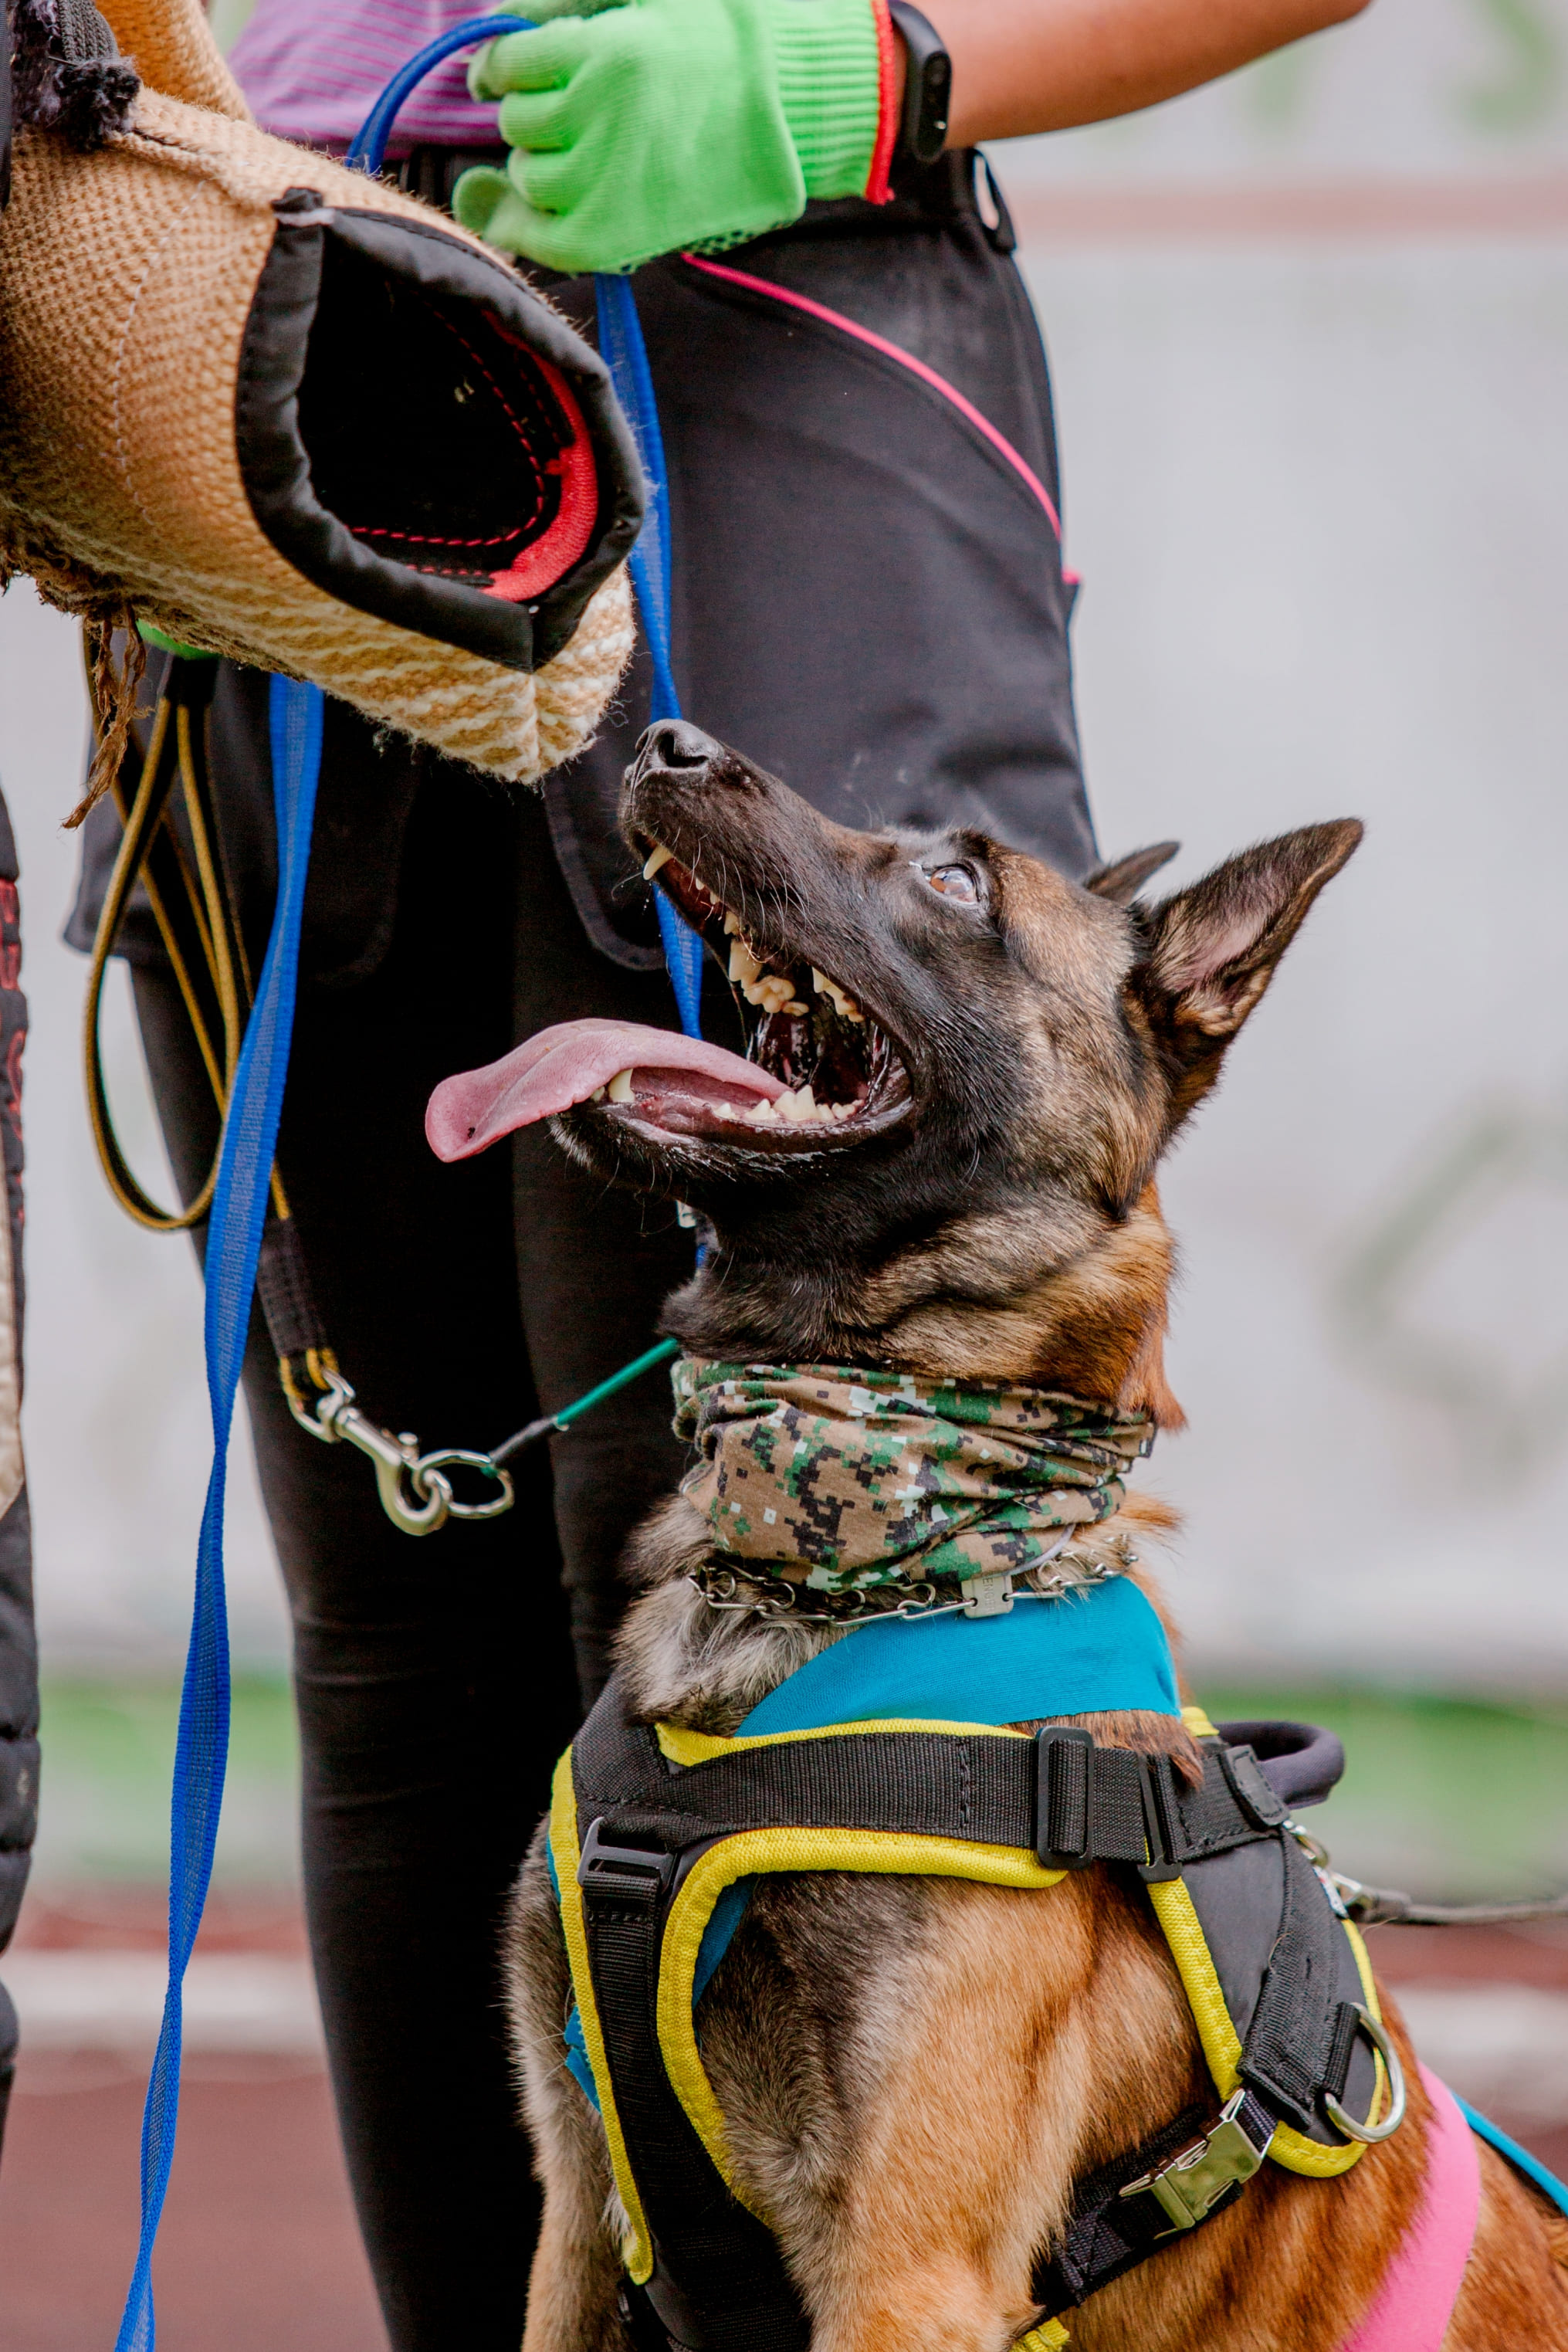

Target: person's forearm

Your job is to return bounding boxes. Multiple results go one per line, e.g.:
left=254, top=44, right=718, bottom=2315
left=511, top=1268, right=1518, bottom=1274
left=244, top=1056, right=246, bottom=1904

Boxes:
left=927, top=0, right=1369, bottom=146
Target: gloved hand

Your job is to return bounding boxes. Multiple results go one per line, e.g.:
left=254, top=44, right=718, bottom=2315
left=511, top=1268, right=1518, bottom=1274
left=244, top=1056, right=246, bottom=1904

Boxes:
left=452, top=0, right=891, bottom=276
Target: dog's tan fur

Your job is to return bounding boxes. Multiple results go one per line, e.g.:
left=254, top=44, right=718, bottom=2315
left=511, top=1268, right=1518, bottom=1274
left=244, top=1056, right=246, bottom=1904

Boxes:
left=504, top=739, right=1568, bottom=2350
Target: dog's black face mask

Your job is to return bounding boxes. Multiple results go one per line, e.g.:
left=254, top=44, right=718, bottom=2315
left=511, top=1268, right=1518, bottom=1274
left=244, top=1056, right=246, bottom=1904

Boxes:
left=428, top=722, right=1359, bottom=1372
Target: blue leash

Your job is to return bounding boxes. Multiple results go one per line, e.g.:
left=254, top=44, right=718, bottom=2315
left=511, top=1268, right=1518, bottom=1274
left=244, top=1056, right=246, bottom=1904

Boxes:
left=344, top=14, right=705, bottom=1036
left=117, top=30, right=702, bottom=2344
left=594, top=273, right=704, bottom=1033
left=114, top=680, right=323, bottom=2352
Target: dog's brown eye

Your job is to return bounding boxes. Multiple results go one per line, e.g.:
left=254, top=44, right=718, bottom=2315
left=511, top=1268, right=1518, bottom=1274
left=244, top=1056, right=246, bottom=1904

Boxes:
left=926, top=865, right=979, bottom=903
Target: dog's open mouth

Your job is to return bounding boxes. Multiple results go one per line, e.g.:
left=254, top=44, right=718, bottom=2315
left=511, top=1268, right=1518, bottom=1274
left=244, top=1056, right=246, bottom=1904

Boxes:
left=425, top=841, right=910, bottom=1164
left=632, top=840, right=910, bottom=1146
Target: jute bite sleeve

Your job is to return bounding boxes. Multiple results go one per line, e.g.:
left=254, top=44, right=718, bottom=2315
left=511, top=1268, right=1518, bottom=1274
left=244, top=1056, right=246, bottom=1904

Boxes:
left=0, top=64, right=642, bottom=782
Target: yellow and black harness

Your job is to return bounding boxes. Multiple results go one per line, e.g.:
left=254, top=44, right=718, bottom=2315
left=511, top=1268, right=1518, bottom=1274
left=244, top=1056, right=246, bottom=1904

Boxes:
left=550, top=1670, right=1400, bottom=2352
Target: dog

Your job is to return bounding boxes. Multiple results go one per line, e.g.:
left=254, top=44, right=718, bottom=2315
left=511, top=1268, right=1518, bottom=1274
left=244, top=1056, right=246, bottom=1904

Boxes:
left=428, top=720, right=1568, bottom=2350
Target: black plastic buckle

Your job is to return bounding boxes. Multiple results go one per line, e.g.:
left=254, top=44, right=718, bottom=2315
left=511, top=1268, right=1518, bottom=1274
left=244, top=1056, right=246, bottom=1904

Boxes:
left=577, top=1817, right=677, bottom=1906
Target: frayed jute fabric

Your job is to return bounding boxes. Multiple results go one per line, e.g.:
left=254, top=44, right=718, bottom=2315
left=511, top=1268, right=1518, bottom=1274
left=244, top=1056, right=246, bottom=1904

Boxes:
left=672, top=1360, right=1154, bottom=1592
left=94, top=0, right=255, bottom=122
left=0, top=95, right=637, bottom=785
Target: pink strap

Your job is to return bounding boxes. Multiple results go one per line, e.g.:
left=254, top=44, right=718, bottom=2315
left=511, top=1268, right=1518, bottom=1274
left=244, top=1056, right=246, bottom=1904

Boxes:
left=1340, top=2068, right=1480, bottom=2352
left=679, top=255, right=1064, bottom=538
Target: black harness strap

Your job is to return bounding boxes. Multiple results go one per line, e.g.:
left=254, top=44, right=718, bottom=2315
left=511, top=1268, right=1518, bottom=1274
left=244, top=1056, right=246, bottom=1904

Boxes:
left=571, top=1701, right=1285, bottom=1877
left=581, top=1850, right=809, bottom=2352
left=1031, top=2087, right=1278, bottom=2314
left=1236, top=1825, right=1363, bottom=2135
left=567, top=1682, right=1371, bottom=2349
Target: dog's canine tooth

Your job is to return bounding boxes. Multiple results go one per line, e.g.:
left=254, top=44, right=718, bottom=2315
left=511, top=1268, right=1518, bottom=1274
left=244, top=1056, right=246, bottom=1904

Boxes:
left=591, top=1086, right=607, bottom=1103
left=642, top=843, right=674, bottom=881
left=608, top=1069, right=635, bottom=1103
left=729, top=937, right=763, bottom=988
left=812, top=968, right=864, bottom=1022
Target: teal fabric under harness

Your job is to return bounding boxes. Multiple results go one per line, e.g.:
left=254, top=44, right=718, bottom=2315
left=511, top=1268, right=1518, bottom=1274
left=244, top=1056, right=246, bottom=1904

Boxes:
left=558, top=1575, right=1179, bottom=2100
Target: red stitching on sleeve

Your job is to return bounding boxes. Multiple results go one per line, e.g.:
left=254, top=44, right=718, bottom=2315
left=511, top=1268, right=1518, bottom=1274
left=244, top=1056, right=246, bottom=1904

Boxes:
left=864, top=0, right=899, bottom=207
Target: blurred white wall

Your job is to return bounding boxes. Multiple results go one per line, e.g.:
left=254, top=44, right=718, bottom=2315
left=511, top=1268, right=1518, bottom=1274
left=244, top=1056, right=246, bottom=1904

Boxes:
left=2, top=0, right=1566, bottom=1686
left=1008, top=0, right=1568, bottom=1687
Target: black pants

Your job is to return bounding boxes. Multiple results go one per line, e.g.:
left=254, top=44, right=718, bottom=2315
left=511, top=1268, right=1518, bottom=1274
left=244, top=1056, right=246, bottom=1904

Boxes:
left=76, top=151, right=1099, bottom=2352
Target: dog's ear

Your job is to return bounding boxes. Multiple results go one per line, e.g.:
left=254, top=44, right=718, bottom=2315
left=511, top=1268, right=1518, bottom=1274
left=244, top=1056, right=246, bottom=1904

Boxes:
left=1084, top=842, right=1180, bottom=906
left=1133, top=820, right=1363, bottom=1127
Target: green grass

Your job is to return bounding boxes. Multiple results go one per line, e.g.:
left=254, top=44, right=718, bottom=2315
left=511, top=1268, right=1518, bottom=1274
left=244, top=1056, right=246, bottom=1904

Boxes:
left=32, top=1675, right=300, bottom=1887
left=25, top=1676, right=1568, bottom=1902
left=1200, top=1686, right=1568, bottom=1903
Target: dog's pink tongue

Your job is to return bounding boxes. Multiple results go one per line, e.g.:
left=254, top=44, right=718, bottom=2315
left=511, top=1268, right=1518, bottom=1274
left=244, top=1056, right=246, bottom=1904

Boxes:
left=425, top=1020, right=786, bottom=1161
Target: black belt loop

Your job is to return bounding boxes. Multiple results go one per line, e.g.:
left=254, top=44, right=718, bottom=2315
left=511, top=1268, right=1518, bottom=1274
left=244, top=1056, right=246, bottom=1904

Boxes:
left=974, top=151, right=1018, bottom=255
left=1137, top=1754, right=1183, bottom=1883
left=1035, top=1732, right=1154, bottom=1872
left=1036, top=1727, right=1094, bottom=1868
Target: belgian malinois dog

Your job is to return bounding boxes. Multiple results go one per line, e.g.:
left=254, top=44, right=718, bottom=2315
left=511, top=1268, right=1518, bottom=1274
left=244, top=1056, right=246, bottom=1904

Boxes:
left=430, top=721, right=1568, bottom=2350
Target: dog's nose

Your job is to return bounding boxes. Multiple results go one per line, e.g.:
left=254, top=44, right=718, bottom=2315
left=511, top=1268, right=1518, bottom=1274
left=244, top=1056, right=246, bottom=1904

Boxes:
left=640, top=720, right=720, bottom=771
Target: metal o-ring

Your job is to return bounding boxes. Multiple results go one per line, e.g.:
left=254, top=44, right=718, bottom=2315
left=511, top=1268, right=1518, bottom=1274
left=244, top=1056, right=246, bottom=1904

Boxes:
left=1323, top=2004, right=1407, bottom=2144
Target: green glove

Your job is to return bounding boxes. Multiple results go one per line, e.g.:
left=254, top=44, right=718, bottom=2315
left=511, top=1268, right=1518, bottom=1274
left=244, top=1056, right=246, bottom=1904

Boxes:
left=452, top=0, right=889, bottom=276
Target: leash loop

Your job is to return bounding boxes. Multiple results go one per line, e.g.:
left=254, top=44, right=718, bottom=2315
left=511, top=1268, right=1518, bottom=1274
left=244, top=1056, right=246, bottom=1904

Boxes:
left=411, top=1445, right=517, bottom=1519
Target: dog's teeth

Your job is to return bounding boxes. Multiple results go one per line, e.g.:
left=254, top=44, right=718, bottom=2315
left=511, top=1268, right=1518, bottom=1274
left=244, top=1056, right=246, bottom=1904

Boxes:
left=777, top=1084, right=818, bottom=1125
left=729, top=937, right=762, bottom=988
left=811, top=968, right=864, bottom=1022
left=642, top=843, right=673, bottom=881
left=591, top=1086, right=606, bottom=1103
left=745, top=1098, right=779, bottom=1124
left=782, top=999, right=808, bottom=1017
left=746, top=973, right=797, bottom=1015
left=831, top=1100, right=853, bottom=1120
left=607, top=1069, right=635, bottom=1103
left=723, top=910, right=742, bottom=936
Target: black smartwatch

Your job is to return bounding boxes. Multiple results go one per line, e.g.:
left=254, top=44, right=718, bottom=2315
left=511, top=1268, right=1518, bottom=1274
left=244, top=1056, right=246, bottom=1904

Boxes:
left=887, top=1, right=951, bottom=168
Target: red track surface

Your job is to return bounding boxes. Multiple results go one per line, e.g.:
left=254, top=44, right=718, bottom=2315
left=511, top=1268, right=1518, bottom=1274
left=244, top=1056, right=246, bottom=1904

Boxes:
left=1, top=1889, right=384, bottom=2352
left=1, top=2056, right=384, bottom=2352
left=2, top=1899, right=1565, bottom=2348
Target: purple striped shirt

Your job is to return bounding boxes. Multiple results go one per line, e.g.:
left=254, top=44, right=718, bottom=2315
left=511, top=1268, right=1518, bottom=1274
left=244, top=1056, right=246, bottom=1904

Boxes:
left=229, top=0, right=503, bottom=155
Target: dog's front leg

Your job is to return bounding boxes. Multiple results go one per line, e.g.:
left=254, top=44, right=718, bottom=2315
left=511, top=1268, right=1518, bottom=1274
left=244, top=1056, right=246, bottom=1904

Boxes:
left=506, top=1839, right=630, bottom=2352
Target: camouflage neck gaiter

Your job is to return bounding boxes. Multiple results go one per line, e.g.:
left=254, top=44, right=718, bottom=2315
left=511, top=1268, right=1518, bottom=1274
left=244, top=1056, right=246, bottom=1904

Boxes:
left=671, top=1359, right=1155, bottom=1596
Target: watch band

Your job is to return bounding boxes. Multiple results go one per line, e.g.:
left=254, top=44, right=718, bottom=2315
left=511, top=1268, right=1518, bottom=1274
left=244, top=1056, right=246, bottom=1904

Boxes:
left=887, top=0, right=951, bottom=168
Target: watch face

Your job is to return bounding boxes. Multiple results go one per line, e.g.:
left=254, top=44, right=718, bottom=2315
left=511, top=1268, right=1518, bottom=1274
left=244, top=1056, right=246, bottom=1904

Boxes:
left=916, top=54, right=951, bottom=164
left=890, top=3, right=952, bottom=166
